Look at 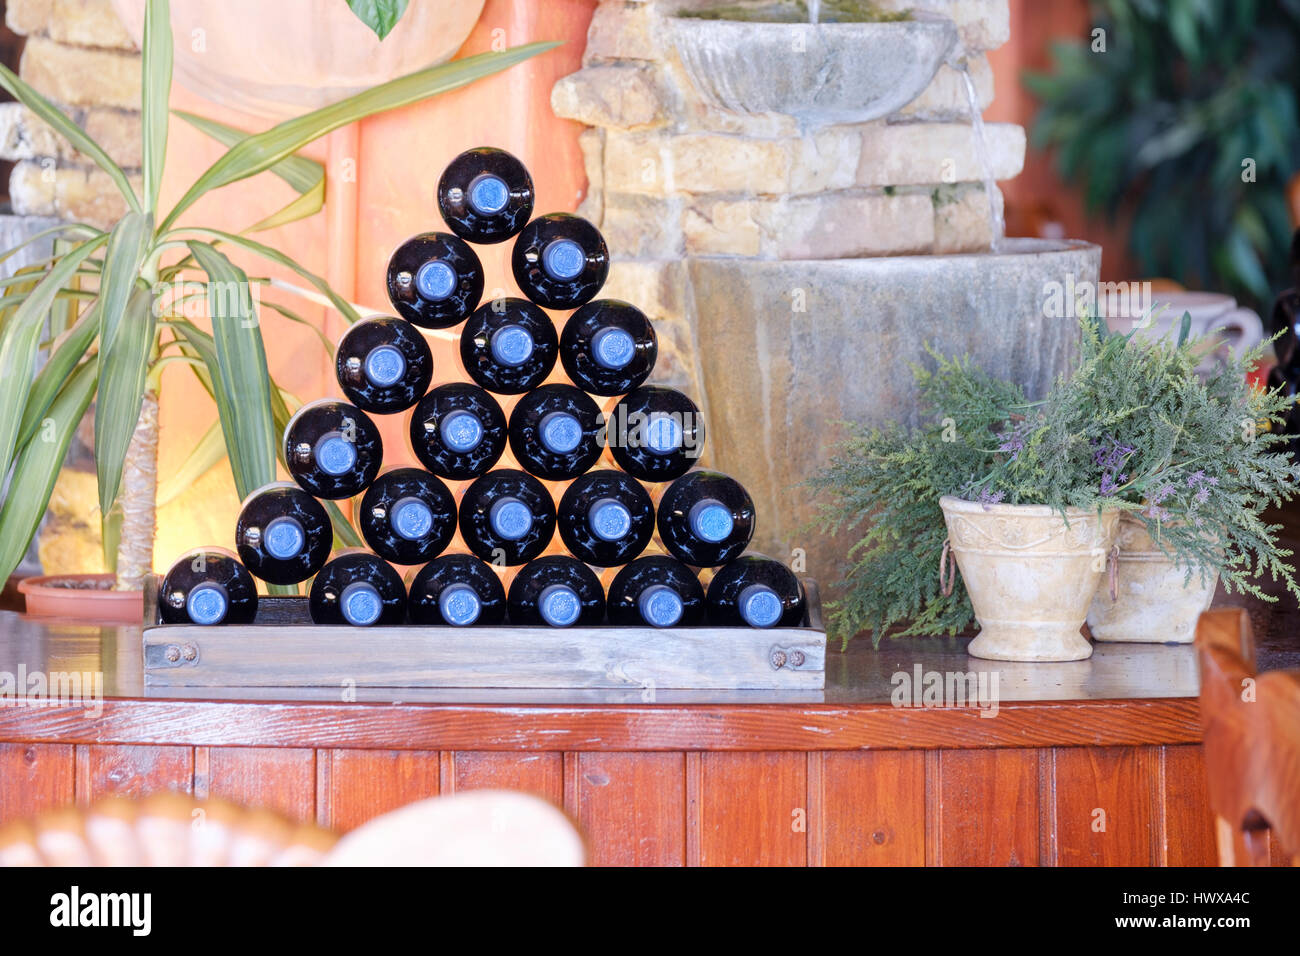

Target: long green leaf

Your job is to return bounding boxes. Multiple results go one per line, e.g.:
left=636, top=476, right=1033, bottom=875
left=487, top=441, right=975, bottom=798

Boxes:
left=141, top=0, right=172, bottom=213
left=0, top=62, right=139, bottom=213
left=159, top=42, right=558, bottom=231
left=17, top=300, right=98, bottom=448
left=0, top=234, right=108, bottom=486
left=171, top=227, right=360, bottom=323
left=95, top=288, right=156, bottom=518
left=0, top=222, right=102, bottom=268
left=186, top=241, right=277, bottom=498
left=97, top=212, right=150, bottom=355
left=173, top=111, right=326, bottom=234
left=0, top=360, right=98, bottom=586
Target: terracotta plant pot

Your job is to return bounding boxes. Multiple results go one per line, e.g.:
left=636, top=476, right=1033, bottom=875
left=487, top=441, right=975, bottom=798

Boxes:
left=939, top=496, right=1120, bottom=662
left=17, top=574, right=144, bottom=624
left=1085, top=515, right=1218, bottom=644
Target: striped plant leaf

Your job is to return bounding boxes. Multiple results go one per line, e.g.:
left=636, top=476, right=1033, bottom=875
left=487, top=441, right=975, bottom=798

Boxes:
left=17, top=299, right=98, bottom=448
left=0, top=359, right=98, bottom=586
left=141, top=0, right=172, bottom=213
left=186, top=242, right=277, bottom=499
left=95, top=287, right=156, bottom=518
left=173, top=111, right=326, bottom=234
left=159, top=42, right=558, bottom=231
left=0, top=234, right=108, bottom=488
left=156, top=419, right=224, bottom=506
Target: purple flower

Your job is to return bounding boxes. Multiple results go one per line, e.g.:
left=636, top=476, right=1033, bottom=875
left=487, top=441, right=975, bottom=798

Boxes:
left=977, top=486, right=1005, bottom=510
left=1099, top=472, right=1122, bottom=496
left=1186, top=469, right=1206, bottom=488
left=995, top=419, right=1034, bottom=461
left=1091, top=435, right=1136, bottom=472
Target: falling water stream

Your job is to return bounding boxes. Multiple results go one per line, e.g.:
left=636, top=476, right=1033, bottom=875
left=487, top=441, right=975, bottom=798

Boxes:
left=955, top=59, right=1006, bottom=253
left=808, top=0, right=820, bottom=25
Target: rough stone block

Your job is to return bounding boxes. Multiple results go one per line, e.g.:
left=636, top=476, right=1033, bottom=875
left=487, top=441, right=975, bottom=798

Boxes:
left=684, top=199, right=761, bottom=256
left=757, top=191, right=935, bottom=259
left=856, top=121, right=1024, bottom=186
left=20, top=37, right=141, bottom=110
left=551, top=64, right=669, bottom=129
left=605, top=130, right=791, bottom=195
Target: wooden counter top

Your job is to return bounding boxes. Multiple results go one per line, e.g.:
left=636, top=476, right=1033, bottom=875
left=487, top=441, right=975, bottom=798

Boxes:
left=0, top=609, right=1207, bottom=750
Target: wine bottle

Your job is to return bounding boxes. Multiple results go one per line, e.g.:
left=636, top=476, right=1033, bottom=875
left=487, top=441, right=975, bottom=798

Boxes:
left=386, top=232, right=483, bottom=329
left=507, top=384, right=605, bottom=481
left=511, top=213, right=609, bottom=310
left=158, top=548, right=258, bottom=626
left=607, top=554, right=705, bottom=628
left=559, top=299, right=657, bottom=396
left=284, top=399, right=383, bottom=499
left=507, top=555, right=606, bottom=627
left=335, top=315, right=433, bottom=415
left=458, top=468, right=556, bottom=566
left=706, top=554, right=805, bottom=628
left=609, top=386, right=705, bottom=482
left=358, top=468, right=457, bottom=566
left=406, top=553, right=507, bottom=627
left=557, top=469, right=654, bottom=567
left=656, top=470, right=755, bottom=567
left=408, top=382, right=508, bottom=481
left=235, top=481, right=333, bottom=586
left=308, top=551, right=406, bottom=627
left=459, top=297, right=558, bottom=394
left=437, top=147, right=535, bottom=245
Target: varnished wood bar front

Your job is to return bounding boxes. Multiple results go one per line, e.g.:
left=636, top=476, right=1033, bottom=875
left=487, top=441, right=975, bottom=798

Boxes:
left=0, top=611, right=1222, bottom=866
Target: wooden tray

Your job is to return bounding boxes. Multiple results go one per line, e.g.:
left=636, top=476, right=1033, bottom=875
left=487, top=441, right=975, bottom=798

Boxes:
left=142, top=579, right=826, bottom=691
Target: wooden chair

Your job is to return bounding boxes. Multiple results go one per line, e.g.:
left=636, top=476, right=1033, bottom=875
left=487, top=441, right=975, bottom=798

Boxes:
left=0, top=790, right=584, bottom=867
left=1195, top=608, right=1300, bottom=866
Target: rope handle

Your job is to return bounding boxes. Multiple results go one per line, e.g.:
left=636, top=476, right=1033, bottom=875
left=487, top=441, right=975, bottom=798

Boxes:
left=939, top=538, right=957, bottom=597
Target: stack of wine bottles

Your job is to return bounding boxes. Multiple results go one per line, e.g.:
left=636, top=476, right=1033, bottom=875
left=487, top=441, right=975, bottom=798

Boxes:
left=158, top=147, right=805, bottom=632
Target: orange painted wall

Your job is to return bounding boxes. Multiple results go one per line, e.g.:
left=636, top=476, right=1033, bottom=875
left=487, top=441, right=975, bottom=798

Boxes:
left=151, top=0, right=595, bottom=571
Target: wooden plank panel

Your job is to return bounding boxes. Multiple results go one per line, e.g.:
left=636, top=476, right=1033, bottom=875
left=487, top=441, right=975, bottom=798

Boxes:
left=1051, top=746, right=1155, bottom=866
left=0, top=743, right=73, bottom=825
left=1161, top=744, right=1217, bottom=867
left=75, top=745, right=193, bottom=805
left=206, top=747, right=315, bottom=823
left=819, top=751, right=925, bottom=866
left=321, top=749, right=441, bottom=832
left=698, top=752, right=807, bottom=866
left=570, top=752, right=686, bottom=866
left=449, top=752, right=564, bottom=806
left=0, top=697, right=1206, bottom=751
left=930, top=748, right=1039, bottom=866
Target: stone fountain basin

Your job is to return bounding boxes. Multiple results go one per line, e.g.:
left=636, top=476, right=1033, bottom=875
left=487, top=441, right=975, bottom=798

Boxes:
left=668, top=14, right=958, bottom=125
left=685, top=239, right=1102, bottom=595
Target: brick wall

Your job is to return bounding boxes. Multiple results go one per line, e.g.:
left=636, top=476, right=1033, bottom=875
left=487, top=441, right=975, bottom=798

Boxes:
left=551, top=0, right=1023, bottom=395
left=0, top=0, right=141, bottom=227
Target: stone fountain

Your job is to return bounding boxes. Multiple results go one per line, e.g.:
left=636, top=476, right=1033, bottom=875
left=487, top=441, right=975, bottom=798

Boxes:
left=552, top=0, right=1101, bottom=597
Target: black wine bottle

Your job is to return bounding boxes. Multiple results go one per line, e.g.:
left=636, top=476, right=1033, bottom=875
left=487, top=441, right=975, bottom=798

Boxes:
left=335, top=315, right=433, bottom=414
left=406, top=553, right=507, bottom=627
left=607, top=554, right=705, bottom=628
left=358, top=468, right=457, bottom=566
left=459, top=297, right=558, bottom=394
left=437, top=147, right=535, bottom=245
left=609, top=386, right=705, bottom=482
left=507, top=384, right=605, bottom=481
left=458, top=468, right=556, bottom=566
left=559, top=299, right=657, bottom=396
left=308, top=551, right=406, bottom=626
left=284, top=399, right=383, bottom=499
left=235, top=481, right=333, bottom=585
left=706, top=554, right=805, bottom=628
left=656, top=470, right=755, bottom=567
left=507, top=555, right=606, bottom=627
left=557, top=469, right=654, bottom=567
left=386, top=232, right=483, bottom=329
left=158, top=548, right=258, bottom=626
left=511, top=213, right=609, bottom=310
left=408, top=382, right=508, bottom=481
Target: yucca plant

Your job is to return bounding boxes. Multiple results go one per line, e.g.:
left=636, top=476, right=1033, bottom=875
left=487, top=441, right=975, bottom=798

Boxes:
left=0, top=0, right=555, bottom=593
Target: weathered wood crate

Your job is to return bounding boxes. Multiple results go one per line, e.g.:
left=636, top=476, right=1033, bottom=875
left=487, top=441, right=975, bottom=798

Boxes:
left=142, top=579, right=825, bottom=690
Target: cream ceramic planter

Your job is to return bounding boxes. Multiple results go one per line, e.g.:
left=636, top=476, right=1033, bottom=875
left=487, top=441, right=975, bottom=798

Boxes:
left=1085, top=515, right=1218, bottom=644
left=939, top=496, right=1120, bottom=662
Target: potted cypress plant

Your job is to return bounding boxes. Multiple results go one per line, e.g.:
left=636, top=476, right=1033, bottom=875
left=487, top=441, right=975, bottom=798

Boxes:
left=0, top=0, right=554, bottom=621
left=811, top=316, right=1300, bottom=658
